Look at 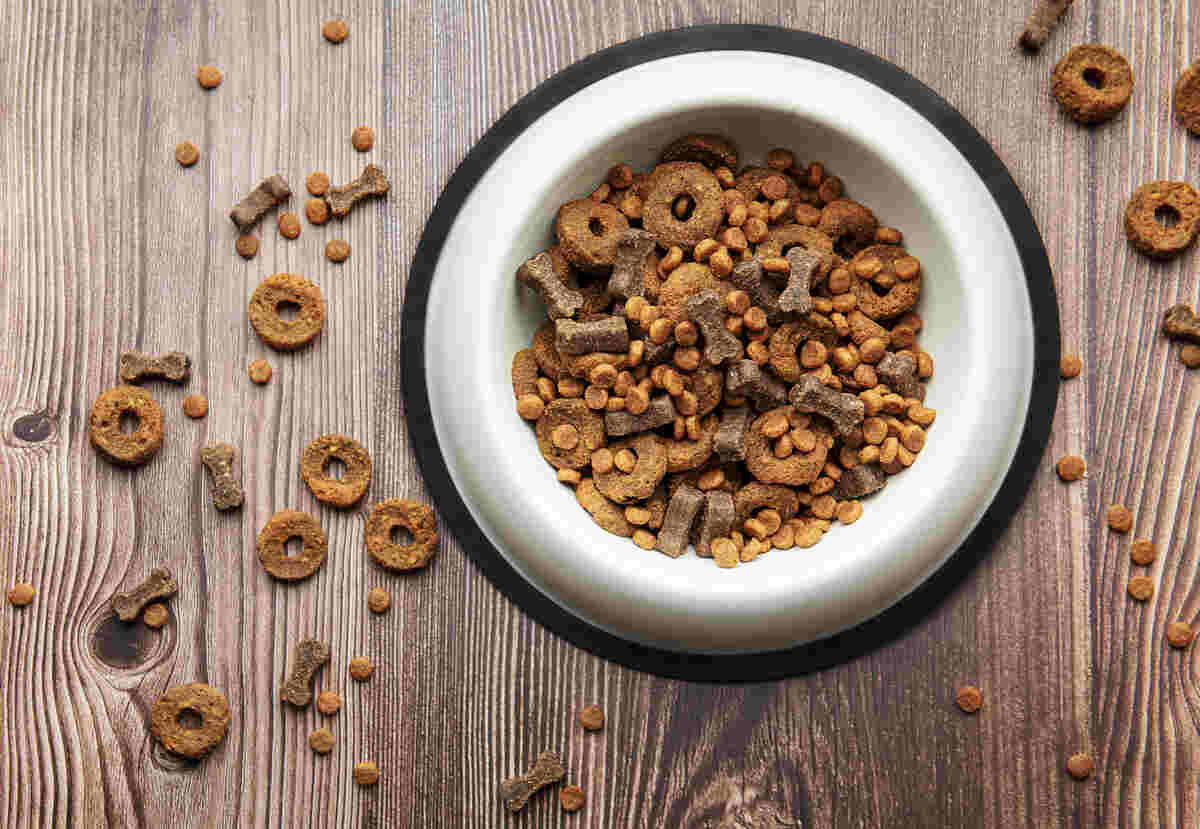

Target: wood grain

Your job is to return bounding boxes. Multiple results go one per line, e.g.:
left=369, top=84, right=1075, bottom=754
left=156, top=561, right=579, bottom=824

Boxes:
left=2, top=0, right=1199, bottom=826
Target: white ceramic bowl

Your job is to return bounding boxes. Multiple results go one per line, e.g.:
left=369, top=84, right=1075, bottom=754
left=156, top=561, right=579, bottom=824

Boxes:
left=413, top=46, right=1048, bottom=657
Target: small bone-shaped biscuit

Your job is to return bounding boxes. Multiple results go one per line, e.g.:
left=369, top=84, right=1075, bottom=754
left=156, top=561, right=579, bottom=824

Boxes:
left=686, top=290, right=742, bottom=365
left=500, top=750, right=566, bottom=812
left=111, top=567, right=178, bottom=621
left=1163, top=304, right=1200, bottom=344
left=695, top=489, right=735, bottom=557
left=230, top=174, right=291, bottom=232
left=119, top=351, right=191, bottom=384
left=726, top=360, right=788, bottom=411
left=655, top=483, right=705, bottom=558
left=604, top=395, right=677, bottom=437
left=554, top=316, right=629, bottom=356
left=834, top=463, right=888, bottom=499
left=280, top=638, right=330, bottom=708
left=608, top=229, right=656, bottom=299
left=715, top=405, right=752, bottom=462
left=517, top=251, right=584, bottom=320
left=200, top=443, right=244, bottom=511
left=789, top=375, right=865, bottom=438
left=876, top=351, right=925, bottom=401
left=327, top=164, right=390, bottom=218
left=730, top=259, right=783, bottom=322
left=779, top=248, right=823, bottom=314
left=1018, top=0, right=1073, bottom=52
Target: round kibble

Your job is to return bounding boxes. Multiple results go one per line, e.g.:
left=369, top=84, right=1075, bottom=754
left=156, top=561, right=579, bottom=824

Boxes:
left=1051, top=44, right=1133, bottom=124
left=301, top=434, right=372, bottom=507
left=316, top=690, right=342, bottom=715
left=305, top=197, right=330, bottom=225
left=309, top=727, right=335, bottom=755
left=1066, top=753, right=1093, bottom=781
left=589, top=363, right=618, bottom=388
left=1182, top=344, right=1200, bottom=368
left=1129, top=538, right=1156, bottom=566
left=648, top=317, right=673, bottom=344
left=836, top=500, right=863, bottom=525
left=674, top=320, right=698, bottom=346
left=551, top=424, right=580, bottom=451
left=743, top=306, right=767, bottom=332
left=632, top=529, right=656, bottom=549
left=614, top=448, right=637, bottom=473
left=1060, top=353, right=1082, bottom=378
left=322, top=19, right=349, bottom=43
left=354, top=761, right=380, bottom=786
left=8, top=583, right=35, bottom=607
left=89, top=385, right=164, bottom=466
left=150, top=682, right=231, bottom=758
left=278, top=212, right=301, bottom=239
left=1128, top=576, right=1154, bottom=602
left=517, top=393, right=545, bottom=420
left=1056, top=455, right=1086, bottom=481
left=349, top=657, right=374, bottom=682
left=351, top=125, right=374, bottom=152
left=183, top=394, right=208, bottom=419
left=257, top=510, right=327, bottom=581
left=1106, top=504, right=1133, bottom=533
left=725, top=290, right=750, bottom=315
left=1124, top=180, right=1200, bottom=259
left=367, top=586, right=391, bottom=614
left=248, top=359, right=272, bottom=384
left=560, top=785, right=586, bottom=812
left=142, top=603, right=169, bottom=629
left=236, top=234, right=259, bottom=259
left=591, top=448, right=614, bottom=474
left=800, top=340, right=827, bottom=369
left=697, top=468, right=725, bottom=490
left=955, top=685, right=983, bottom=713
left=325, top=239, right=350, bottom=263
left=1167, top=621, right=1194, bottom=648
left=307, top=171, right=331, bottom=196
left=196, top=65, right=222, bottom=89
left=558, top=468, right=582, bottom=485
left=175, top=141, right=199, bottom=167
left=364, top=498, right=438, bottom=572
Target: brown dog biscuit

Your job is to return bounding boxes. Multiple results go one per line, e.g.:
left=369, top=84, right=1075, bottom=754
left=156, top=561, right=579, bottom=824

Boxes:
left=248, top=273, right=326, bottom=351
left=555, top=199, right=630, bottom=272
left=659, top=134, right=738, bottom=169
left=595, top=433, right=668, bottom=503
left=848, top=246, right=922, bottom=320
left=151, top=683, right=231, bottom=758
left=608, top=229, right=656, bottom=299
left=665, top=414, right=718, bottom=473
left=326, top=163, right=389, bottom=218
left=756, top=224, right=835, bottom=264
left=643, top=162, right=724, bottom=249
left=686, top=290, right=742, bottom=365
left=876, top=351, right=925, bottom=401
left=1052, top=44, right=1133, bottom=124
left=1163, top=304, right=1200, bottom=345
left=1174, top=62, right=1200, bottom=135
left=1124, top=182, right=1200, bottom=259
left=111, top=567, right=178, bottom=621
left=531, top=321, right=564, bottom=380
left=511, top=348, right=540, bottom=398
left=365, top=499, right=439, bottom=571
left=604, top=395, right=677, bottom=437
left=555, top=316, right=629, bottom=355
left=230, top=174, right=291, bottom=232
left=501, top=750, right=567, bottom=812
left=729, top=258, right=783, bottom=323
left=655, top=483, right=705, bottom=557
left=779, top=248, right=824, bottom=314
left=726, top=359, right=788, bottom=412
left=790, top=376, right=866, bottom=438
left=834, top=463, right=888, bottom=499
left=518, top=251, right=584, bottom=320
left=300, top=434, right=372, bottom=507
left=280, top=638, right=331, bottom=707
left=576, top=477, right=634, bottom=537
left=715, top=405, right=752, bottom=463
left=744, top=408, right=829, bottom=485
left=537, top=399, right=606, bottom=467
left=1018, top=0, right=1073, bottom=52
left=767, top=317, right=838, bottom=382
left=119, top=351, right=191, bottom=384
left=89, top=385, right=165, bottom=466
left=257, top=510, right=328, bottom=581
left=819, top=200, right=879, bottom=258
left=200, top=443, right=244, bottom=511
left=691, top=364, right=725, bottom=416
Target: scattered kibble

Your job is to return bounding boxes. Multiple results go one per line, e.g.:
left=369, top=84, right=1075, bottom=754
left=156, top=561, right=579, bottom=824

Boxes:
left=309, top=727, right=334, bottom=755
left=278, top=212, right=301, bottom=239
left=1167, top=621, right=1194, bottom=648
left=306, top=172, right=330, bottom=196
left=578, top=704, right=604, bottom=731
left=316, top=690, right=342, bottom=715
left=1128, top=576, right=1154, bottom=602
left=325, top=239, right=350, bottom=263
left=322, top=19, right=349, bottom=43
left=1106, top=504, right=1133, bottom=533
left=353, top=761, right=380, bottom=786
left=1056, top=455, right=1085, bottom=481
left=7, top=583, right=35, bottom=607
left=1182, top=344, right=1200, bottom=368
left=367, top=587, right=391, bottom=614
left=183, top=394, right=209, bottom=419
left=1060, top=353, right=1082, bottom=378
left=560, top=785, right=586, bottom=813
left=954, top=685, right=983, bottom=714
left=235, top=234, right=259, bottom=259
left=348, top=656, right=374, bottom=682
left=142, top=602, right=169, bottom=629
left=351, top=125, right=375, bottom=152
left=1129, top=538, right=1156, bottom=566
left=500, top=751, right=565, bottom=812
left=196, top=65, right=222, bottom=89
left=175, top=141, right=199, bottom=167
left=305, top=197, right=330, bottom=225
left=248, top=359, right=272, bottom=385
left=1066, top=752, right=1093, bottom=780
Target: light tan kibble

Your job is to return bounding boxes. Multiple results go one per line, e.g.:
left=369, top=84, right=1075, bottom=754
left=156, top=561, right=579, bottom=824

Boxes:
left=325, top=239, right=351, bottom=263
left=175, top=141, right=199, bottom=167
left=367, top=587, right=391, bottom=614
left=348, top=657, right=374, bottom=681
left=196, top=65, right=222, bottom=89
left=322, top=19, right=349, bottom=43
left=1056, top=455, right=1085, bottom=481
left=309, top=727, right=334, bottom=755
left=248, top=359, right=272, bottom=384
left=8, top=583, right=35, bottom=606
left=142, top=603, right=169, bottom=629
left=351, top=125, right=374, bottom=152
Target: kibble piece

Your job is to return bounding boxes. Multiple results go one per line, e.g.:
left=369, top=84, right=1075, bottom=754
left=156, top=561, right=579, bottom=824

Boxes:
left=1167, top=621, right=1194, bottom=648
left=1129, top=538, right=1156, bottom=566
left=1052, top=44, right=1133, bottom=125
left=230, top=174, right=292, bottom=232
left=151, top=683, right=230, bottom=758
left=309, top=727, right=335, bottom=755
left=354, top=761, right=380, bottom=787
left=142, top=602, right=169, bottom=629
left=235, top=234, right=259, bottom=259
left=1019, top=0, right=1073, bottom=51
left=248, top=359, right=272, bottom=384
left=560, top=785, right=586, bottom=812
left=955, top=685, right=983, bottom=713
left=1128, top=576, right=1154, bottom=601
left=196, top=65, right=222, bottom=89
left=175, top=141, right=199, bottom=167
left=367, top=586, right=391, bottom=614
left=1056, top=455, right=1085, bottom=481
left=325, top=239, right=351, bottom=263
left=7, top=583, right=35, bottom=607
left=1066, top=753, right=1093, bottom=780
left=306, top=172, right=331, bottom=196
left=1106, top=504, right=1133, bottom=533
left=835, top=500, right=863, bottom=525
left=1182, top=344, right=1200, bottom=368
left=500, top=750, right=566, bottom=812
left=305, top=197, right=330, bottom=225
left=517, top=394, right=545, bottom=420
left=316, top=690, right=343, bottom=715
left=280, top=638, right=331, bottom=707
left=112, top=567, right=178, bottom=620
left=351, top=125, right=375, bottom=152
left=1060, top=353, right=1082, bottom=378
left=327, top=163, right=390, bottom=218
left=322, top=19, right=349, bottom=43
left=578, top=704, right=605, bottom=731
left=349, top=656, right=374, bottom=681
left=183, top=394, right=208, bottom=419
left=278, top=212, right=301, bottom=239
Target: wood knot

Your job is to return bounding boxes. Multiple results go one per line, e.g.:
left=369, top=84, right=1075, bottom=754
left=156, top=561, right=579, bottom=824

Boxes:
left=83, top=601, right=174, bottom=683
left=11, top=410, right=55, bottom=444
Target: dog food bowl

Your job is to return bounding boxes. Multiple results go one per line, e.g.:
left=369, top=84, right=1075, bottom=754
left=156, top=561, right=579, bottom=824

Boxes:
left=402, top=26, right=1058, bottom=680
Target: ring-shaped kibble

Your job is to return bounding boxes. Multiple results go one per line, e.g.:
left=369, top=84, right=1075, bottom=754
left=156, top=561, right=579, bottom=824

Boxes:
left=364, top=498, right=438, bottom=572
left=744, top=409, right=828, bottom=486
left=88, top=385, right=165, bottom=466
left=642, top=162, right=724, bottom=249
left=818, top=199, right=879, bottom=258
left=733, top=481, right=802, bottom=524
left=554, top=199, right=629, bottom=273
left=248, top=273, right=327, bottom=351
left=534, top=399, right=606, bottom=469
left=300, top=433, right=372, bottom=507
left=1123, top=181, right=1200, bottom=259
left=665, top=414, right=718, bottom=473
left=733, top=167, right=804, bottom=207
left=1173, top=62, right=1200, bottom=135
left=257, top=510, right=328, bottom=581
left=595, top=433, right=668, bottom=503
left=757, top=224, right=836, bottom=275
left=1051, top=44, right=1133, bottom=124
left=768, top=317, right=839, bottom=382
left=658, top=133, right=739, bottom=170
left=848, top=245, right=923, bottom=320
left=150, top=682, right=231, bottom=759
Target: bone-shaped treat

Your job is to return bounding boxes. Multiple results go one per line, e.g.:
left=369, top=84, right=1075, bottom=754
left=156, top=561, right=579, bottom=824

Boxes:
left=687, top=290, right=742, bottom=365
left=655, top=483, right=705, bottom=558
left=119, top=351, right=191, bottom=384
left=730, top=259, right=783, bottom=322
left=326, top=163, right=390, bottom=218
left=642, top=337, right=676, bottom=365
left=834, top=463, right=888, bottom=499
left=111, top=567, right=178, bottom=621
left=789, top=375, right=865, bottom=438
left=779, top=248, right=823, bottom=314
left=230, top=174, right=291, bottom=232
left=604, top=395, right=677, bottom=437
left=726, top=359, right=788, bottom=411
left=695, top=489, right=735, bottom=557
left=200, top=443, right=244, bottom=511
left=1163, top=304, right=1200, bottom=345
left=554, top=316, right=629, bottom=356
left=1018, top=0, right=1073, bottom=52
left=876, top=351, right=925, bottom=401
left=607, top=229, right=656, bottom=299
left=517, top=251, right=583, bottom=320
left=715, top=405, right=752, bottom=462
left=499, top=750, right=565, bottom=812
left=280, top=637, right=330, bottom=708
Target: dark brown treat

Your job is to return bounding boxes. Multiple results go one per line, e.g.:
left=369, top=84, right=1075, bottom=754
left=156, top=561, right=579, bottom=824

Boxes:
left=1018, top=0, right=1073, bottom=51
left=119, top=350, right=190, bottom=384
left=300, top=434, right=372, bottom=507
left=779, top=247, right=824, bottom=314
left=768, top=317, right=839, bottom=382
left=658, top=262, right=720, bottom=324
left=1124, top=182, right=1200, bottom=259
left=248, top=273, right=326, bottom=351
left=537, top=399, right=606, bottom=466
left=734, top=167, right=804, bottom=207
left=664, top=413, right=718, bottom=473
left=733, top=481, right=800, bottom=523
left=230, top=174, right=291, bottom=232
left=655, top=483, right=704, bottom=557
left=518, top=251, right=584, bottom=320
left=848, top=246, right=922, bottom=320
left=1163, top=304, right=1200, bottom=344
left=554, top=316, right=629, bottom=356
left=1051, top=44, right=1133, bottom=124
left=1174, top=62, right=1200, bottom=134
left=876, top=351, right=925, bottom=401
left=604, top=395, right=677, bottom=437
left=111, top=567, right=178, bottom=621
left=834, top=463, right=888, bottom=499
left=500, top=750, right=566, bottom=812
left=608, top=229, right=656, bottom=299
left=819, top=200, right=879, bottom=257
left=745, top=407, right=828, bottom=485
left=659, top=134, right=738, bottom=169
left=686, top=289, right=742, bottom=365
left=150, top=683, right=231, bottom=758
left=789, top=375, right=865, bottom=438
left=365, top=498, right=439, bottom=571
left=280, top=638, right=331, bottom=707
left=89, top=385, right=165, bottom=467
left=642, top=162, right=723, bottom=249
left=576, top=477, right=634, bottom=536
left=726, top=359, right=788, bottom=412
left=695, top=490, right=735, bottom=557
left=729, top=258, right=782, bottom=322
left=257, top=510, right=328, bottom=581
left=555, top=199, right=630, bottom=272
left=641, top=336, right=676, bottom=366
left=715, top=405, right=752, bottom=463
left=327, top=163, right=389, bottom=217
left=596, top=433, right=668, bottom=503
left=200, top=443, right=244, bottom=511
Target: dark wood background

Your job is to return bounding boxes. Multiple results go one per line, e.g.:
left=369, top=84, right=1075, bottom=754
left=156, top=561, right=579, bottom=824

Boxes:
left=2, top=0, right=1199, bottom=826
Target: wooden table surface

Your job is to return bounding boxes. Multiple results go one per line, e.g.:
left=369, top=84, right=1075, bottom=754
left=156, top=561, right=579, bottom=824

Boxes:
left=3, top=1, right=1199, bottom=826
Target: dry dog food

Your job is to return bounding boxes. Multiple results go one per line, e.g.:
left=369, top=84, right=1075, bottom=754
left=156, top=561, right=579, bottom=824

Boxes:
left=119, top=350, right=191, bottom=384
left=1163, top=304, right=1200, bottom=345
left=1018, top=0, right=1073, bottom=51
left=248, top=273, right=326, bottom=351
left=142, top=603, right=169, bottom=629
left=112, top=567, right=178, bottom=621
left=560, top=785, right=586, bottom=812
left=7, top=583, right=35, bottom=607
left=325, top=239, right=350, bottom=263
left=316, top=690, right=343, bottom=715
left=151, top=682, right=230, bottom=758
left=1060, top=353, right=1082, bottom=378
left=236, top=234, right=259, bottom=259
left=364, top=499, right=438, bottom=571
left=278, top=212, right=301, bottom=239
left=367, top=586, right=391, bottom=614
left=1052, top=45, right=1133, bottom=124
left=501, top=750, right=566, bottom=812
left=578, top=704, right=605, bottom=731
left=89, top=385, right=165, bottom=466
left=322, top=19, right=348, bottom=43
left=327, top=163, right=389, bottom=218
left=309, top=727, right=334, bottom=755
left=1127, top=576, right=1154, bottom=601
left=230, top=174, right=291, bottom=232
left=955, top=685, right=983, bottom=713
left=301, top=434, right=372, bottom=507
left=281, top=637, right=330, bottom=707
left=248, top=359, right=273, bottom=384
left=1066, top=752, right=1093, bottom=780
left=1056, top=455, right=1085, bottom=481
left=1125, top=182, right=1200, bottom=258
left=1106, top=504, right=1133, bottom=533
left=200, top=443, right=244, bottom=511
left=183, top=394, right=208, bottom=419
left=351, top=125, right=374, bottom=152
left=307, top=172, right=331, bottom=195
left=354, top=761, right=380, bottom=786
left=196, top=65, right=222, bottom=89
left=306, top=197, right=330, bottom=225
left=348, top=656, right=374, bottom=681
left=175, top=141, right=199, bottom=167
left=1167, top=621, right=1194, bottom=649
left=510, top=135, right=936, bottom=564
left=1174, top=62, right=1200, bottom=134
left=257, top=510, right=328, bottom=581
left=1129, top=538, right=1156, bottom=566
